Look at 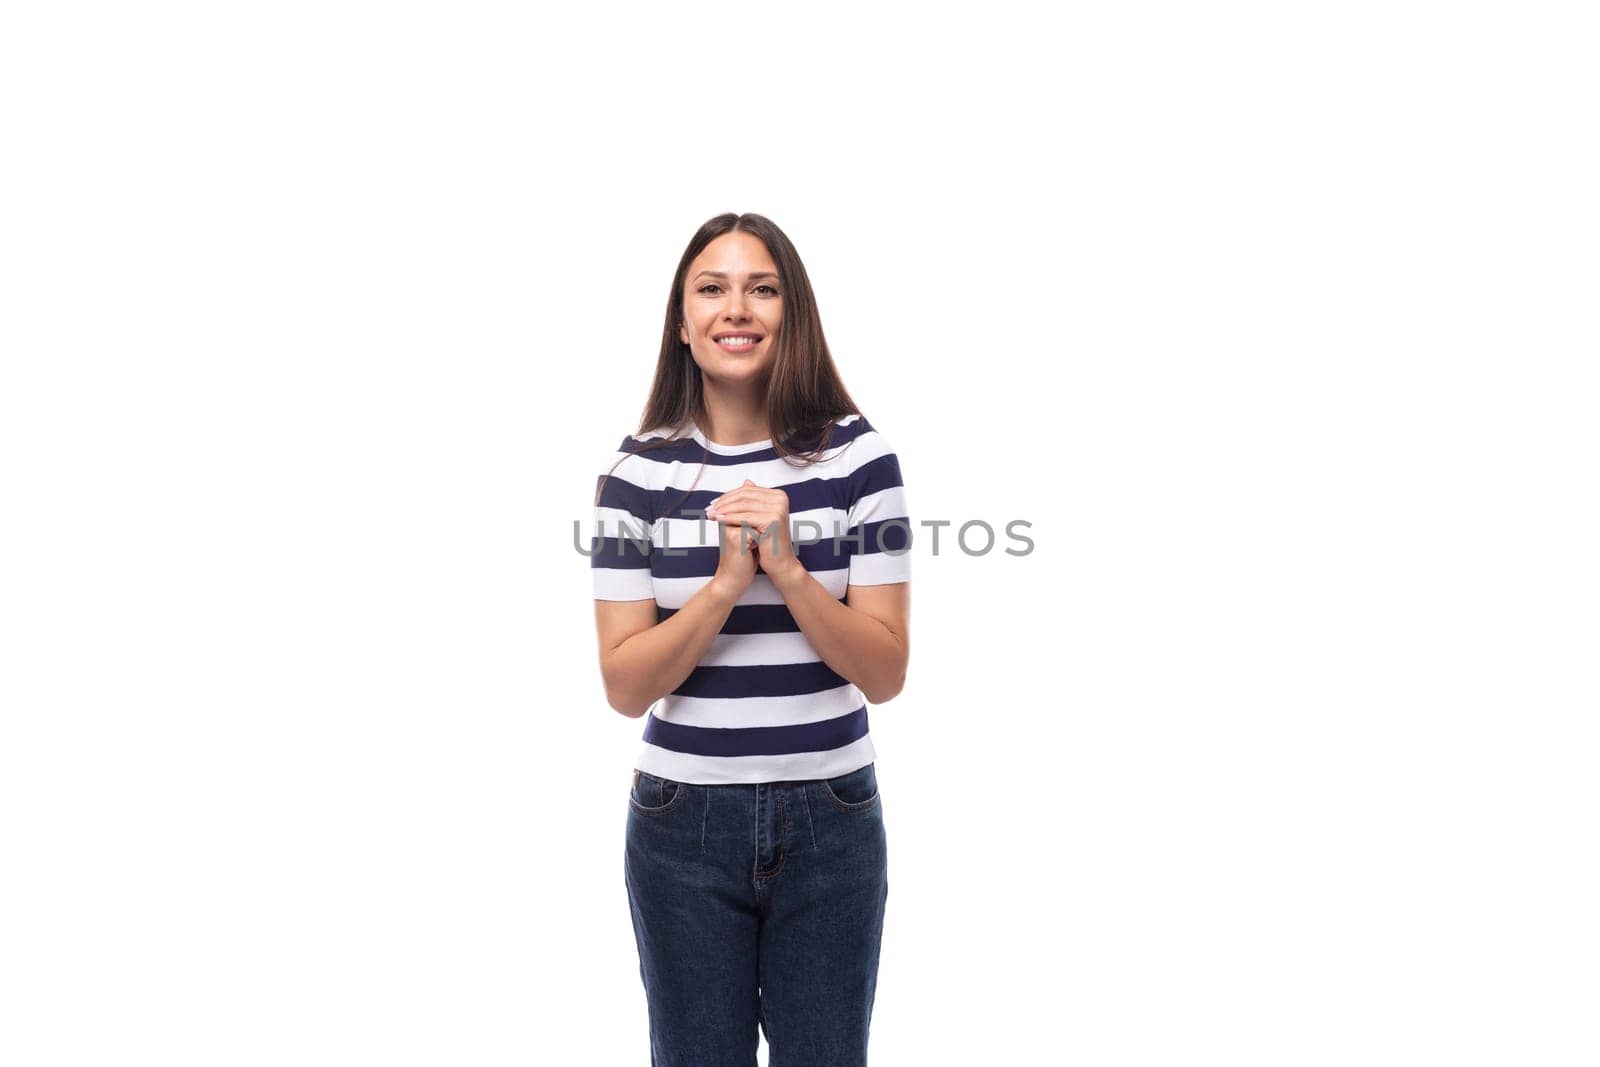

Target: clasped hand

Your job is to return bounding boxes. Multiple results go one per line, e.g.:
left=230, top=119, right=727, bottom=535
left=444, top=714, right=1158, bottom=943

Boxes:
left=705, top=479, right=799, bottom=579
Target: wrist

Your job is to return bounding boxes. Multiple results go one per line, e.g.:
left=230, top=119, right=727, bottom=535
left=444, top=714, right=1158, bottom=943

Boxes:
left=706, top=572, right=748, bottom=607
left=765, top=557, right=809, bottom=593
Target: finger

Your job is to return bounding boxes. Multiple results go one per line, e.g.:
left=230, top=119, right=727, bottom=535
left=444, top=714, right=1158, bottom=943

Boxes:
left=713, top=504, right=781, bottom=527
left=717, top=518, right=762, bottom=543
left=706, top=489, right=770, bottom=517
left=709, top=489, right=782, bottom=514
left=713, top=512, right=770, bottom=532
left=713, top=513, right=772, bottom=535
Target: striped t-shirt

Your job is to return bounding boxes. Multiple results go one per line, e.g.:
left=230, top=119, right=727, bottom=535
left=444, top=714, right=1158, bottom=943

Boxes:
left=590, top=413, right=911, bottom=784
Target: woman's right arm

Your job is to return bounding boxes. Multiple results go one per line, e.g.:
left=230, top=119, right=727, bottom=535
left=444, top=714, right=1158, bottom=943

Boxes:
left=595, top=512, right=761, bottom=716
left=594, top=575, right=744, bottom=717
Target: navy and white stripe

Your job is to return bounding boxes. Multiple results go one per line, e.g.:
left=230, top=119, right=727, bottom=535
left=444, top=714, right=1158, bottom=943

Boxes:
left=590, top=413, right=910, bottom=784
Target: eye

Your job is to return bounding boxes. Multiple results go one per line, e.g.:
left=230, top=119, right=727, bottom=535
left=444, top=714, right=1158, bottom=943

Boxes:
left=755, top=284, right=780, bottom=296
left=697, top=284, right=722, bottom=295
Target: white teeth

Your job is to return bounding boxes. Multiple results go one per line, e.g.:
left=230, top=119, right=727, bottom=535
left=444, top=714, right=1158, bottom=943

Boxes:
left=718, top=336, right=758, bottom=345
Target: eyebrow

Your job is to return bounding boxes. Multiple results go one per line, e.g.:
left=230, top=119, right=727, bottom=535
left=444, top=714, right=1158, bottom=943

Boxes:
left=693, top=271, right=780, bottom=282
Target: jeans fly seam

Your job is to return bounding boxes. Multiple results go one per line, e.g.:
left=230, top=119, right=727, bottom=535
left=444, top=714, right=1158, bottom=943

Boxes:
left=754, top=791, right=787, bottom=882
left=800, top=782, right=818, bottom=852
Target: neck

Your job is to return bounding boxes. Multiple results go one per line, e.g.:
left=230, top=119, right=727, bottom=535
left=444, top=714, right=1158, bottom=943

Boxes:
left=697, top=379, right=770, bottom=445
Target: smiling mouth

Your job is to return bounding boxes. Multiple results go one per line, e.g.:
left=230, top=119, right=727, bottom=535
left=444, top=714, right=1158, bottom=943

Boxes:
left=714, top=335, right=762, bottom=352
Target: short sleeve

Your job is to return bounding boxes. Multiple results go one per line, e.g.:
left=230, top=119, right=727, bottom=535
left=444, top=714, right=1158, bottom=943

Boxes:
left=845, top=427, right=911, bottom=586
left=590, top=441, right=656, bottom=601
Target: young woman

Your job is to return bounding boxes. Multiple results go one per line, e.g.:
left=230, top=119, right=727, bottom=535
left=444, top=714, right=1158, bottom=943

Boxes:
left=589, top=212, right=912, bottom=1066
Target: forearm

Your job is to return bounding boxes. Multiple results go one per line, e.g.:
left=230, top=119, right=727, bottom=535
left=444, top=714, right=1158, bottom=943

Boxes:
left=769, top=565, right=908, bottom=704
left=603, top=577, right=741, bottom=716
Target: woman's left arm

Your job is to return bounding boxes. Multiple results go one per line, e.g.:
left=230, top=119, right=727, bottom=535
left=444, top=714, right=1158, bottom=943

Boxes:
left=770, top=566, right=909, bottom=705
left=708, top=478, right=910, bottom=704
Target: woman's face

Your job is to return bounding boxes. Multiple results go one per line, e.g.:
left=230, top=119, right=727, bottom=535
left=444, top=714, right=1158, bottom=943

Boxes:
left=679, top=232, right=784, bottom=386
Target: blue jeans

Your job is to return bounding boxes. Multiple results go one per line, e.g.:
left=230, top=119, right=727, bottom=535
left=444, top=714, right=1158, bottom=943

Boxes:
left=623, top=763, right=889, bottom=1066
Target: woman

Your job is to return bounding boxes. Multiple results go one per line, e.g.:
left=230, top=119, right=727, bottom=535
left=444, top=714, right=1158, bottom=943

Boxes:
left=589, top=212, right=912, bottom=1066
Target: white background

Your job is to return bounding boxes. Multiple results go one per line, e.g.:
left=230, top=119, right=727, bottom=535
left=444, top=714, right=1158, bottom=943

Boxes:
left=3, top=2, right=1596, bottom=1064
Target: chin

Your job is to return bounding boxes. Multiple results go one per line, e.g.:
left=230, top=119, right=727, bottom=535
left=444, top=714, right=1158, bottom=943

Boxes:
left=706, top=367, right=768, bottom=388
left=703, top=354, right=772, bottom=378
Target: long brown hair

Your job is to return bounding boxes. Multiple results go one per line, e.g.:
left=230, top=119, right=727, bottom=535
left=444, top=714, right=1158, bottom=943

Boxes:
left=594, top=212, right=863, bottom=511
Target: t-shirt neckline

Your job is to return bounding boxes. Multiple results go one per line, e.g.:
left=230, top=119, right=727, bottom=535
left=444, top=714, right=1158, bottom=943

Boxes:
left=689, top=422, right=774, bottom=456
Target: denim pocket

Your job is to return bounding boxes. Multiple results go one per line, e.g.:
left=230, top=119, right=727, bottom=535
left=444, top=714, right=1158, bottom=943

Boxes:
left=629, top=769, right=687, bottom=816
left=821, top=762, right=880, bottom=812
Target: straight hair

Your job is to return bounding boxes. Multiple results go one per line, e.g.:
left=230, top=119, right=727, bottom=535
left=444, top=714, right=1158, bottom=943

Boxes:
left=594, top=212, right=864, bottom=514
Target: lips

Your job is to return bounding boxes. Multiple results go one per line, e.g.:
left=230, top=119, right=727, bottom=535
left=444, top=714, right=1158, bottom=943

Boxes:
left=713, top=333, right=762, bottom=352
